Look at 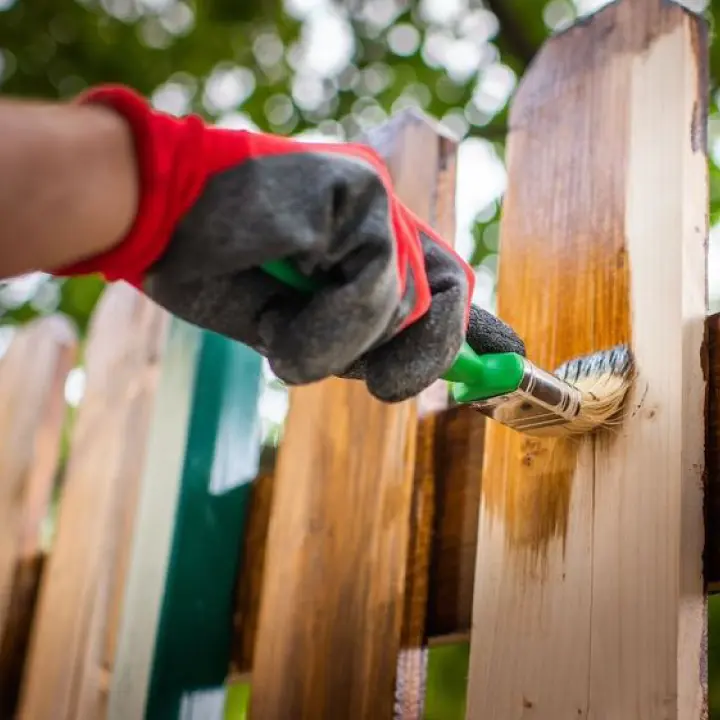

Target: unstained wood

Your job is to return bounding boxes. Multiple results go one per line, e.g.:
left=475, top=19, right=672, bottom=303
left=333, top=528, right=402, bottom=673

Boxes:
left=18, top=285, right=169, bottom=720
left=0, top=317, right=77, bottom=717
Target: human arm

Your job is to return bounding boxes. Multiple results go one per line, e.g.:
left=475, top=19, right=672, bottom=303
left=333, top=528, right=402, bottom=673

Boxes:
left=0, top=85, right=524, bottom=402
left=0, top=97, right=138, bottom=279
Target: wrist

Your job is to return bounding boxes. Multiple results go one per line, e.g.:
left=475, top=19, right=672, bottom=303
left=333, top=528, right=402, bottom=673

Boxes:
left=53, top=86, right=211, bottom=288
left=0, top=97, right=140, bottom=279
left=70, top=103, right=140, bottom=263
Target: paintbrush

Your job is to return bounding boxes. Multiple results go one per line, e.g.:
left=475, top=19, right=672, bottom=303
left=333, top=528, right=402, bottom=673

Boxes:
left=451, top=343, right=633, bottom=437
left=261, top=259, right=634, bottom=437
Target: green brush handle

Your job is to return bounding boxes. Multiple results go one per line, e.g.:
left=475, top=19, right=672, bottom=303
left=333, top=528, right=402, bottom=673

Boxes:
left=261, top=259, right=524, bottom=401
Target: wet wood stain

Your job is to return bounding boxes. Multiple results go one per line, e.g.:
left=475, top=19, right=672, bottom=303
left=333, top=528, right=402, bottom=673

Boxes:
left=249, top=111, right=461, bottom=720
left=480, top=4, right=635, bottom=562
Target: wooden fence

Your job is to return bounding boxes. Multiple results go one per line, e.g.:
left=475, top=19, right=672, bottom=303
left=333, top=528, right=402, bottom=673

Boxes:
left=0, top=1, right=715, bottom=718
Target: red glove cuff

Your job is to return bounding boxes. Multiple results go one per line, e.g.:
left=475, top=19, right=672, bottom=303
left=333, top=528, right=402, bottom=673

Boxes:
left=54, top=85, right=217, bottom=288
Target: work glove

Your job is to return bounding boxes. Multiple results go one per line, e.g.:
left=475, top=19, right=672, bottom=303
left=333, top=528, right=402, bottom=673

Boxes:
left=56, top=85, right=524, bottom=402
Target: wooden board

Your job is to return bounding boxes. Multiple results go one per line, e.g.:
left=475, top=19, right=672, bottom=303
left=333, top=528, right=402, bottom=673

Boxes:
left=466, top=2, right=708, bottom=719
left=17, top=285, right=168, bottom=720
left=425, top=407, right=485, bottom=644
left=107, top=325, right=264, bottom=720
left=394, top=413, right=437, bottom=719
left=249, top=109, right=458, bottom=720
left=143, top=333, right=263, bottom=718
left=230, top=406, right=486, bottom=683
left=250, top=379, right=417, bottom=719
left=394, top=121, right=458, bottom=719
left=0, top=316, right=77, bottom=717
left=231, top=471, right=274, bottom=679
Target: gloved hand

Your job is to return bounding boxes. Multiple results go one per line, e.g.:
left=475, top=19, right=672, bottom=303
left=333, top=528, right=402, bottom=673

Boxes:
left=56, top=85, right=524, bottom=402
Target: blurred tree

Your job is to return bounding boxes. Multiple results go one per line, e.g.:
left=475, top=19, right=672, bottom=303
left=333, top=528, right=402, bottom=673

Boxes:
left=1, top=0, right=718, bottom=327
left=1, top=0, right=719, bottom=327
left=0, top=0, right=549, bottom=326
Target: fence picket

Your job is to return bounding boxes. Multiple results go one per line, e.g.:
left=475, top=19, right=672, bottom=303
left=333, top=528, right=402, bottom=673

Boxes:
left=0, top=316, right=77, bottom=717
left=18, top=285, right=169, bottom=720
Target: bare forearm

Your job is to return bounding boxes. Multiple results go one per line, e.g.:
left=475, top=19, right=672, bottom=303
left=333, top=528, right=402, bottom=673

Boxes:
left=0, top=97, right=139, bottom=279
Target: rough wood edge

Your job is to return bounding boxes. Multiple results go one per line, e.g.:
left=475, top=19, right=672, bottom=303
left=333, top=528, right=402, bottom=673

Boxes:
left=706, top=312, right=720, bottom=591
left=0, top=316, right=77, bottom=717
left=18, top=286, right=169, bottom=720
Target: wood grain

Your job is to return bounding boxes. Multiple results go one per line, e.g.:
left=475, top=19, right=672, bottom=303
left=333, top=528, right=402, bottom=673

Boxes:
left=249, top=110, right=457, bottom=720
left=230, top=407, right=484, bottom=680
left=231, top=302, right=720, bottom=669
left=250, top=379, right=417, bottom=720
left=0, top=317, right=77, bottom=717
left=466, top=3, right=708, bottom=719
left=18, top=285, right=169, bottom=720
left=394, top=115, right=458, bottom=720
left=426, top=406, right=485, bottom=643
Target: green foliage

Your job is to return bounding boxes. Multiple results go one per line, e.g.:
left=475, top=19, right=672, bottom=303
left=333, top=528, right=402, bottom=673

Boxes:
left=424, top=643, right=470, bottom=719
left=0, top=275, right=104, bottom=332
left=222, top=644, right=471, bottom=719
left=2, top=0, right=720, bottom=329
left=0, top=0, right=527, bottom=328
left=224, top=682, right=249, bottom=719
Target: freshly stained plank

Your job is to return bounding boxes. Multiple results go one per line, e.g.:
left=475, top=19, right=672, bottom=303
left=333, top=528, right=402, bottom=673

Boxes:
left=231, top=304, right=720, bottom=673
left=0, top=317, right=77, bottom=717
left=230, top=409, right=485, bottom=684
left=18, top=285, right=169, bottom=720
left=467, top=3, right=708, bottom=719
left=395, top=125, right=458, bottom=719
left=249, top=109, right=457, bottom=720
left=251, top=380, right=417, bottom=720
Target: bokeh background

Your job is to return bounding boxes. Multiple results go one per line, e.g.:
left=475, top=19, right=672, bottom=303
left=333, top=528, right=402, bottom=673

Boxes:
left=2, top=0, right=720, bottom=717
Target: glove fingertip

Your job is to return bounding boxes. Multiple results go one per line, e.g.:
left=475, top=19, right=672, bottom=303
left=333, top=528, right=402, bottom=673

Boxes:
left=466, top=305, right=526, bottom=357
left=364, top=290, right=466, bottom=403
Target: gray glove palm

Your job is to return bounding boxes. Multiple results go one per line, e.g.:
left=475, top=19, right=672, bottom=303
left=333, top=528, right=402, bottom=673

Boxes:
left=144, top=145, right=524, bottom=401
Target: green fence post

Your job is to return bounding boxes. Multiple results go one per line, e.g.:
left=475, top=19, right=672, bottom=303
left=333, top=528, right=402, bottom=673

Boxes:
left=108, top=320, right=264, bottom=720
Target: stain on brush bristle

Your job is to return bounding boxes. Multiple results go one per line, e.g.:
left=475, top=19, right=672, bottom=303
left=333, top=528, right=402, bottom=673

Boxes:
left=554, top=344, right=632, bottom=386
left=551, top=344, right=635, bottom=436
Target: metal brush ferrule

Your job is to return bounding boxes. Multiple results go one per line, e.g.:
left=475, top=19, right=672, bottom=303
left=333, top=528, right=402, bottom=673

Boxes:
left=469, top=359, right=583, bottom=434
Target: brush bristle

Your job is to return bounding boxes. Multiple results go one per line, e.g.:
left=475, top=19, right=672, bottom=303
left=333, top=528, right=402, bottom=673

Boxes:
left=550, top=344, right=634, bottom=436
